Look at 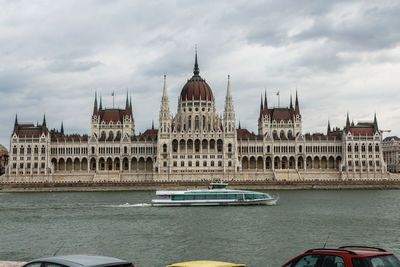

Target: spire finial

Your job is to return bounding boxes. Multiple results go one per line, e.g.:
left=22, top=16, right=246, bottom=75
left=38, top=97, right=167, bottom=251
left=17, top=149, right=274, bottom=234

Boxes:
left=14, top=113, right=18, bottom=126
left=43, top=113, right=46, bottom=126
left=99, top=94, right=103, bottom=111
left=152, top=120, right=154, bottom=130
left=264, top=89, right=268, bottom=109
left=61, top=121, right=64, bottom=134
left=295, top=89, right=300, bottom=115
left=290, top=93, right=293, bottom=109
left=327, top=120, right=331, bottom=134
left=226, top=74, right=232, bottom=98
left=130, top=95, right=132, bottom=113
left=193, top=45, right=200, bottom=76
left=260, top=93, right=264, bottom=111
left=346, top=112, right=350, bottom=127
left=94, top=91, right=98, bottom=108
left=238, top=120, right=241, bottom=129
left=126, top=90, right=129, bottom=108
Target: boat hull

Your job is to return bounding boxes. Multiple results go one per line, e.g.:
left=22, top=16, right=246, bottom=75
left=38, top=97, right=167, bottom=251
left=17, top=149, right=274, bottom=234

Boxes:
left=152, top=198, right=278, bottom=207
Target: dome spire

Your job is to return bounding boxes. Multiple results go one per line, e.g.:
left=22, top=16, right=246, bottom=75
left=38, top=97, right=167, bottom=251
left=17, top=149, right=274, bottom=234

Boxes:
left=193, top=45, right=200, bottom=76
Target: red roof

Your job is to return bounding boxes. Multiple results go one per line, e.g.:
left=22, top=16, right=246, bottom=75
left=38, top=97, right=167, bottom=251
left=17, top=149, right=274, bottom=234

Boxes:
left=349, top=127, right=374, bottom=136
left=180, top=76, right=213, bottom=101
left=237, top=129, right=262, bottom=140
left=271, top=108, right=294, bottom=121
left=100, top=109, right=131, bottom=122
left=13, top=124, right=48, bottom=138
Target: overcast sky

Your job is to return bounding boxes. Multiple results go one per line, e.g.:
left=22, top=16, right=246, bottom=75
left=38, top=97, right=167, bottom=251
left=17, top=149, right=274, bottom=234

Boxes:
left=1, top=0, right=399, bottom=148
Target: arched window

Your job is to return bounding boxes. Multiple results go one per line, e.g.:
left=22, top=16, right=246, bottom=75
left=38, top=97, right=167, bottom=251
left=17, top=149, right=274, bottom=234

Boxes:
left=280, top=130, right=285, bottom=138
left=92, top=147, right=95, bottom=154
left=361, top=144, right=365, bottom=152
left=163, top=144, right=167, bottom=153
left=34, top=146, right=38, bottom=154
left=101, top=131, right=106, bottom=139
left=375, top=145, right=379, bottom=152
left=109, top=131, right=114, bottom=140
left=41, top=146, right=46, bottom=154
left=355, top=144, right=359, bottom=152
left=228, top=143, right=232, bottom=153
left=20, top=146, right=24, bottom=154
left=203, top=116, right=206, bottom=130
left=116, top=131, right=121, bottom=140
left=272, top=130, right=277, bottom=138
left=13, top=146, right=17, bottom=154
left=368, top=144, right=373, bottom=152
left=288, top=130, right=293, bottom=138
left=347, top=144, right=352, bottom=152
left=27, top=146, right=31, bottom=154
left=188, top=116, right=192, bottom=130
left=195, top=116, right=199, bottom=130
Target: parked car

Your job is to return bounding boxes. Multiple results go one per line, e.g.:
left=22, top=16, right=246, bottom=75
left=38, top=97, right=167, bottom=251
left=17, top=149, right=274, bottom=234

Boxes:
left=282, top=246, right=400, bottom=267
left=22, top=255, right=134, bottom=267
left=166, top=260, right=246, bottom=267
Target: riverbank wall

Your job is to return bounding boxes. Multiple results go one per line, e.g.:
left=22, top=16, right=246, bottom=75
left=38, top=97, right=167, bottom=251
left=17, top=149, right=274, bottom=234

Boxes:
left=1, top=179, right=400, bottom=192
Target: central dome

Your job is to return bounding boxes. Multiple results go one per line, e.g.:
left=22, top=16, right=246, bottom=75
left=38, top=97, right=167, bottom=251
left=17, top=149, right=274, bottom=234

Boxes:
left=180, top=52, right=214, bottom=101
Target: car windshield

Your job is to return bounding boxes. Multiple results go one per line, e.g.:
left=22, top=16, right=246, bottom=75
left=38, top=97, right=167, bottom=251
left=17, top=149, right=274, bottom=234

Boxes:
left=352, top=255, right=400, bottom=267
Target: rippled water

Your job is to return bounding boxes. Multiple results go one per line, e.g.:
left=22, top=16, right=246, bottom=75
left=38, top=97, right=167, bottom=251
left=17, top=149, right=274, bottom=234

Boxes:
left=0, top=190, right=400, bottom=267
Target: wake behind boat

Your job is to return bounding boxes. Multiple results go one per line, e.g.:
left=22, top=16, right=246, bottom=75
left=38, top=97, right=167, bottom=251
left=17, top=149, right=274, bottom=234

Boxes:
left=151, top=183, right=279, bottom=206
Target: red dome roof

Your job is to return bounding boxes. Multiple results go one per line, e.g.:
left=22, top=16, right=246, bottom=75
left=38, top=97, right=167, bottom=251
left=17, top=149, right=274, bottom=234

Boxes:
left=180, top=76, right=213, bottom=101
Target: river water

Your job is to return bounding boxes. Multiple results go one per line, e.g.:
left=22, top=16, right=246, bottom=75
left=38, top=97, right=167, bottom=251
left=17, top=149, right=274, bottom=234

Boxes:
left=0, top=190, right=399, bottom=267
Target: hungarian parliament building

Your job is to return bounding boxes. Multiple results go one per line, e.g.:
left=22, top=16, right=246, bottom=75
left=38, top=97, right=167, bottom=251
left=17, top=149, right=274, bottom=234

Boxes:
left=5, top=54, right=388, bottom=181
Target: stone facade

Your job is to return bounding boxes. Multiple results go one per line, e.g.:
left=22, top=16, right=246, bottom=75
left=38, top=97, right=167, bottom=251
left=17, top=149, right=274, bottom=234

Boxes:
left=0, top=144, right=8, bottom=176
left=4, top=54, right=389, bottom=182
left=383, top=136, right=400, bottom=173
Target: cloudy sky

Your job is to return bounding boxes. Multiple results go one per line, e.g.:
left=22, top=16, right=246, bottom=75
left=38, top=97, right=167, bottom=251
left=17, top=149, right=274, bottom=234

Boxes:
left=1, top=0, right=399, bottom=148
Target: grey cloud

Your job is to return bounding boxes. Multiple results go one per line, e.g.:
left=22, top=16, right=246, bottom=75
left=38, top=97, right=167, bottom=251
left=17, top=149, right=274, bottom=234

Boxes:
left=0, top=0, right=400, bottom=147
left=47, top=60, right=102, bottom=73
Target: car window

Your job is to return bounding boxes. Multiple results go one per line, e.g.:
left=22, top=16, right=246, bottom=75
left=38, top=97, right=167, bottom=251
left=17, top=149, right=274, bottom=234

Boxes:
left=293, top=254, right=322, bottom=267
left=370, top=255, right=400, bottom=267
left=24, top=263, right=42, bottom=267
left=353, top=255, right=400, bottom=267
left=45, top=263, right=65, bottom=267
left=321, top=255, right=345, bottom=267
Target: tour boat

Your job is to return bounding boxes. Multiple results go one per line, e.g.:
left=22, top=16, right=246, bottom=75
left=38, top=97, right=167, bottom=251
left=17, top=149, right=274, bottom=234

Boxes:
left=151, top=183, right=279, bottom=206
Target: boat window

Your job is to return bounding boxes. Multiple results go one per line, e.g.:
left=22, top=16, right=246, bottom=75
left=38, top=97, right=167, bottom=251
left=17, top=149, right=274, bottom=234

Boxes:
left=172, top=195, right=184, bottom=200
left=185, top=195, right=194, bottom=200
left=206, top=194, right=216, bottom=199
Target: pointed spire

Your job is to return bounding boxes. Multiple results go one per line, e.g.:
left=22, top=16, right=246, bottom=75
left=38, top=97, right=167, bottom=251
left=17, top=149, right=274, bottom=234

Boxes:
left=193, top=45, right=200, bottom=76
left=290, top=93, right=293, bottom=109
left=374, top=112, right=378, bottom=126
left=260, top=94, right=264, bottom=114
left=152, top=120, right=154, bottom=130
left=226, top=74, right=232, bottom=98
left=99, top=94, right=103, bottom=111
left=125, top=91, right=129, bottom=108
left=42, top=114, right=46, bottom=126
left=238, top=120, right=241, bottom=129
left=346, top=112, right=350, bottom=127
left=264, top=89, right=268, bottom=109
left=327, top=120, right=331, bottom=134
left=93, top=91, right=98, bottom=115
left=61, top=121, right=64, bottom=134
left=295, top=90, right=300, bottom=115
left=162, top=74, right=168, bottom=100
left=14, top=113, right=18, bottom=126
left=130, top=95, right=132, bottom=113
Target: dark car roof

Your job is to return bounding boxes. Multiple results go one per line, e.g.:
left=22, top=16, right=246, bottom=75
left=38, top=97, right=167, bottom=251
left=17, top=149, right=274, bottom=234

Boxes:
left=24, top=255, right=131, bottom=267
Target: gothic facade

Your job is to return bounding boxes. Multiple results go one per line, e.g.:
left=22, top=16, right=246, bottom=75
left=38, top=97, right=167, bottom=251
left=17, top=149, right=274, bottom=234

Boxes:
left=5, top=54, right=388, bottom=181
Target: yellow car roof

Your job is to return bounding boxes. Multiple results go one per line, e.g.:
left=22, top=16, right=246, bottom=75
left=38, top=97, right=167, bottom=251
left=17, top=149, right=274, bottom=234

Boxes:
left=166, top=260, right=246, bottom=267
